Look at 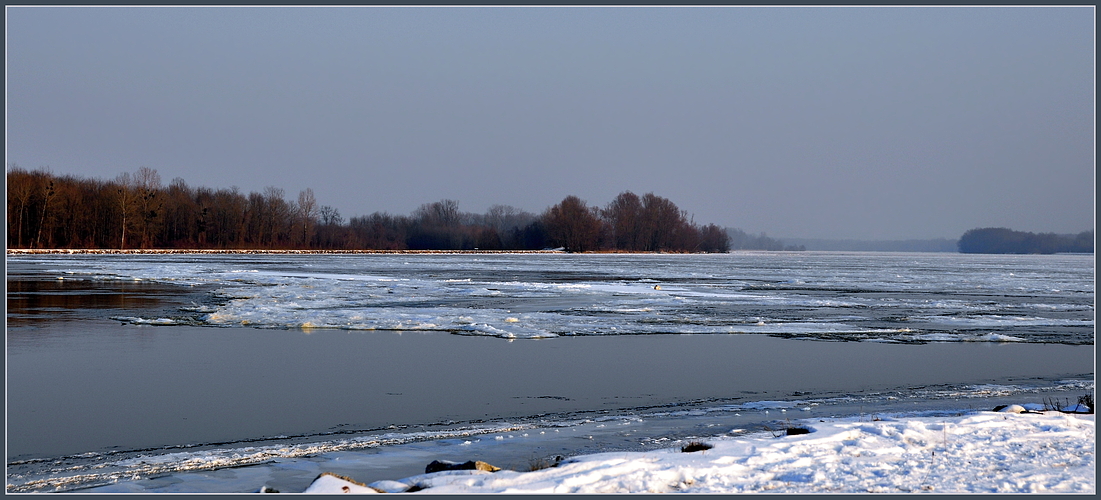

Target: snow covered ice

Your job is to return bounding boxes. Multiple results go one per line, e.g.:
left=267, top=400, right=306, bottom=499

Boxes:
left=13, top=252, right=1095, bottom=344
left=299, top=410, right=1095, bottom=494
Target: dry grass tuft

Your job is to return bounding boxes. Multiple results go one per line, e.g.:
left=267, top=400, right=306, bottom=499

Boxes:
left=527, top=455, right=566, bottom=471
left=681, top=442, right=713, bottom=453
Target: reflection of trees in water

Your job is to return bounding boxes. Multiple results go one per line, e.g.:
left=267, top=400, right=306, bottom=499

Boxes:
left=6, top=278, right=176, bottom=321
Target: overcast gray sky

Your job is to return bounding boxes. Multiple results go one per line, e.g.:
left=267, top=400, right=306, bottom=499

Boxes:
left=6, top=6, right=1094, bottom=240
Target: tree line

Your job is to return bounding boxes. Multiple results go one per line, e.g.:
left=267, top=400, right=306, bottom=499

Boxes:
left=958, top=227, right=1094, bottom=254
left=7, top=166, right=730, bottom=253
left=725, top=228, right=805, bottom=251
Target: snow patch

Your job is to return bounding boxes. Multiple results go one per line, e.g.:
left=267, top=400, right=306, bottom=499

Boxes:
left=330, top=411, right=1095, bottom=494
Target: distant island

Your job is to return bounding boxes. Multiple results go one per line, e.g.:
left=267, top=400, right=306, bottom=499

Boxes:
left=781, top=230, right=1093, bottom=254
left=725, top=229, right=807, bottom=251
left=957, top=227, right=1094, bottom=254
left=777, top=237, right=958, bottom=253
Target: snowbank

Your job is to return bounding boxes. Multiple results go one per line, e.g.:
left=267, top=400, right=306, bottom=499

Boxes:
left=303, top=411, right=1095, bottom=494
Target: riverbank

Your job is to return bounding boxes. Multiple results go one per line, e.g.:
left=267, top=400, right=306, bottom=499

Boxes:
left=6, top=248, right=564, bottom=255
left=58, top=395, right=1098, bottom=494
left=6, top=248, right=790, bottom=255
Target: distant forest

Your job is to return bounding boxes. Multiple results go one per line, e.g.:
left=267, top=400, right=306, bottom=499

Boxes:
left=958, top=227, right=1094, bottom=254
left=725, top=229, right=805, bottom=251
left=6, top=166, right=731, bottom=253
left=781, top=237, right=958, bottom=252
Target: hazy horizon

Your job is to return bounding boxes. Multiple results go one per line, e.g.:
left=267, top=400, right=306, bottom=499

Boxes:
left=6, top=6, right=1094, bottom=240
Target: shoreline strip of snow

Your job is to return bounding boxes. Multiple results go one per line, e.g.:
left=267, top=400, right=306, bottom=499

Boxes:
left=302, top=411, right=1095, bottom=494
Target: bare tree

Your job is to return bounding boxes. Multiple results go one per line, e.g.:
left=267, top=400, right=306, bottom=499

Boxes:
left=349, top=211, right=410, bottom=250
left=33, top=176, right=56, bottom=248
left=410, top=199, right=464, bottom=249
left=115, top=172, right=136, bottom=249
left=415, top=199, right=461, bottom=227
left=211, top=186, right=247, bottom=248
left=134, top=167, right=163, bottom=248
left=316, top=205, right=345, bottom=249
left=7, top=164, right=34, bottom=247
left=319, top=205, right=343, bottom=226
left=485, top=204, right=534, bottom=232
left=261, top=186, right=290, bottom=248
left=50, top=175, right=85, bottom=248
left=297, top=188, right=318, bottom=247
left=485, top=204, right=517, bottom=232
left=163, top=177, right=199, bottom=247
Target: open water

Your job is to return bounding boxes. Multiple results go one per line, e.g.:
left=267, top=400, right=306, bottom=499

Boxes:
left=5, top=251, right=1094, bottom=492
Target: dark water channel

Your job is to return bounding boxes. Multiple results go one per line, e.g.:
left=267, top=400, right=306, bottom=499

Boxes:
left=6, top=268, right=205, bottom=324
left=8, top=319, right=1093, bottom=462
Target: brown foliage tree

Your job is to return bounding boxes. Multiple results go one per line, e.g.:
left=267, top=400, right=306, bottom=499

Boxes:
left=639, top=192, right=689, bottom=252
left=544, top=195, right=601, bottom=253
left=603, top=191, right=644, bottom=251
left=698, top=223, right=731, bottom=253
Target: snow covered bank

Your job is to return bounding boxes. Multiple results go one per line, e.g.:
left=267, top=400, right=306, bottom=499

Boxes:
left=303, top=411, right=1095, bottom=494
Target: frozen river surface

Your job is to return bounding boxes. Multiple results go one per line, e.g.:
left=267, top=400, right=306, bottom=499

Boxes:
left=5, top=252, right=1094, bottom=492
left=9, top=251, right=1095, bottom=343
